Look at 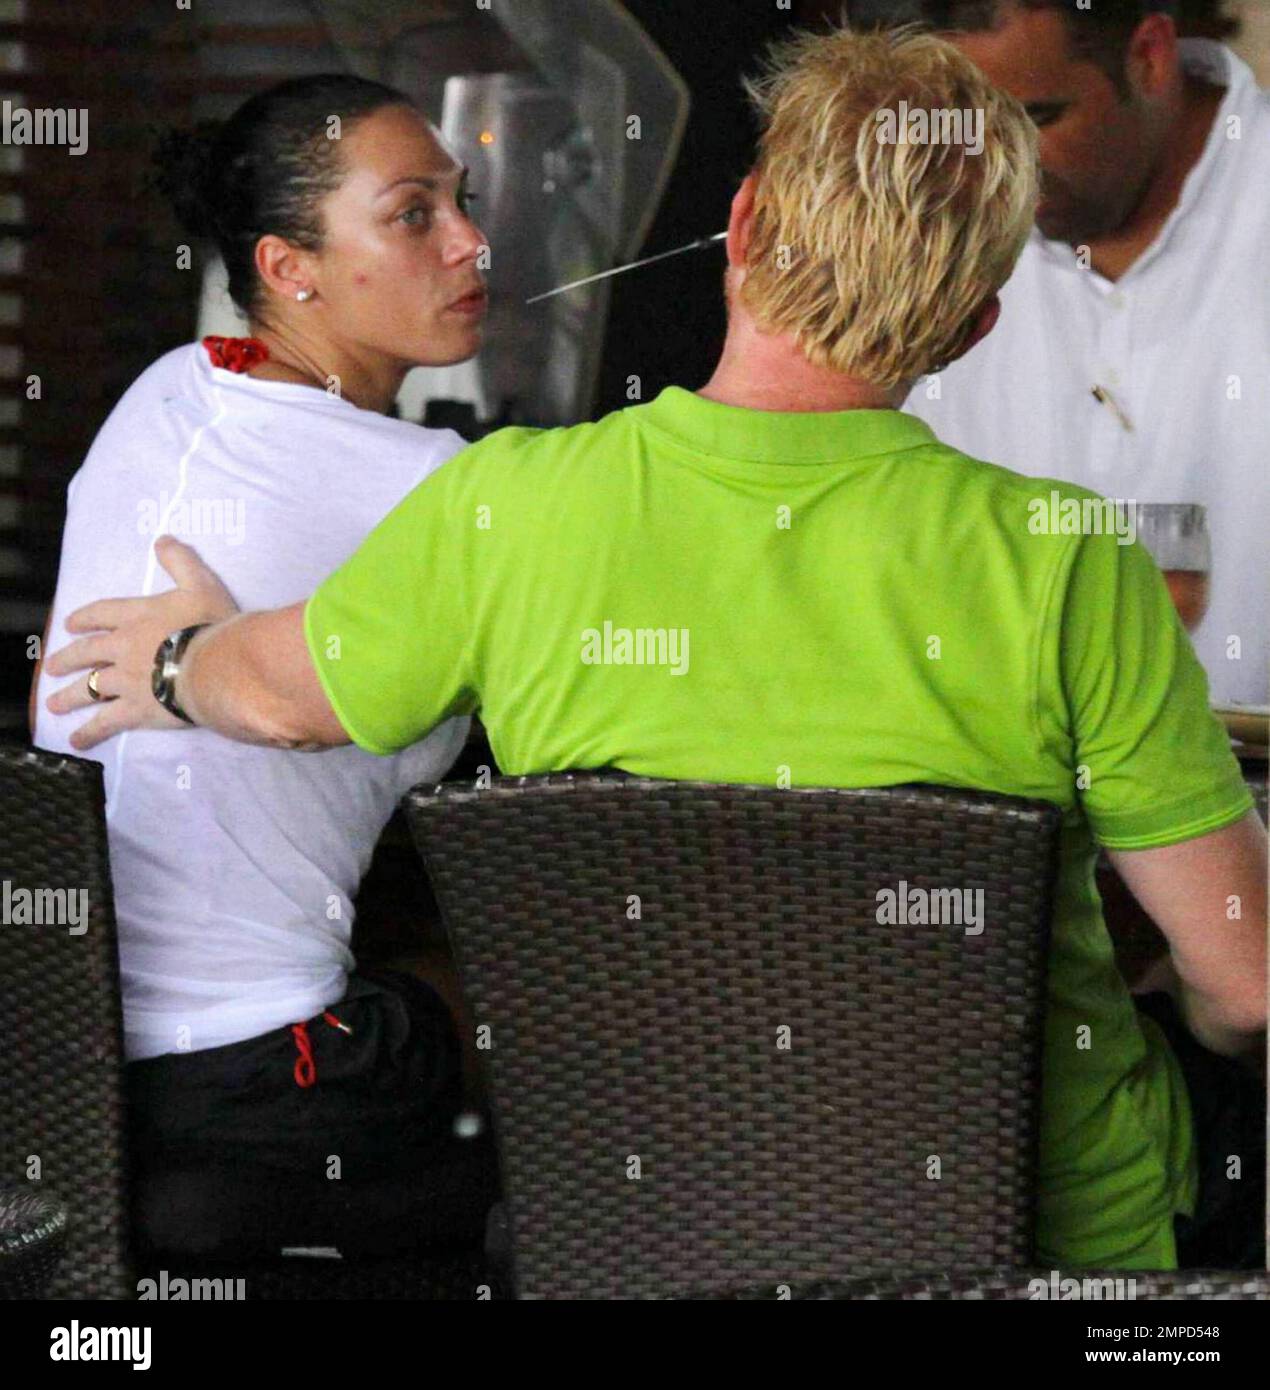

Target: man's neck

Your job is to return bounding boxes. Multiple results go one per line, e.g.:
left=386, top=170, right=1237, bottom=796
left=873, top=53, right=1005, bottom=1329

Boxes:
left=697, top=309, right=903, bottom=413
left=1084, top=76, right=1224, bottom=282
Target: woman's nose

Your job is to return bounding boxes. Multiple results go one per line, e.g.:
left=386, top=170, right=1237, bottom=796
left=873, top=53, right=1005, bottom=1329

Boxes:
left=447, top=215, right=489, bottom=266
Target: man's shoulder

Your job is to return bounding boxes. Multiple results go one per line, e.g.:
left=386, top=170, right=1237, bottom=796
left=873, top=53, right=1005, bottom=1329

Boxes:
left=933, top=437, right=1109, bottom=498
left=910, top=437, right=1132, bottom=551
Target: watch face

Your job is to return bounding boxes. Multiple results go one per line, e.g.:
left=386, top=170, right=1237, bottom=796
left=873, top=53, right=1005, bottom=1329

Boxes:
left=152, top=635, right=179, bottom=706
left=151, top=627, right=203, bottom=725
left=151, top=643, right=170, bottom=702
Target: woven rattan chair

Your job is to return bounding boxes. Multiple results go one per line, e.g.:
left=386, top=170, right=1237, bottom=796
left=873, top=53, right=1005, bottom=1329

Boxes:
left=0, top=1183, right=70, bottom=1298
left=0, top=743, right=492, bottom=1300
left=0, top=744, right=133, bottom=1299
left=406, top=773, right=1063, bottom=1299
left=695, top=1268, right=1270, bottom=1299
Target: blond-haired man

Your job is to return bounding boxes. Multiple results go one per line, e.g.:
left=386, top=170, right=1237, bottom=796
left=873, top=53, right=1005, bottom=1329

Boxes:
left=46, top=27, right=1267, bottom=1270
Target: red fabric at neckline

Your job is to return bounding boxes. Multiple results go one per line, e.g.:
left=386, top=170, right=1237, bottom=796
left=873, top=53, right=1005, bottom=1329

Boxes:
left=202, top=335, right=270, bottom=373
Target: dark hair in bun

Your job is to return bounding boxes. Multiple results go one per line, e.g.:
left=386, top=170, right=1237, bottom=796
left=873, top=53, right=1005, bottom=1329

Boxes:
left=151, top=122, right=224, bottom=242
left=151, top=73, right=415, bottom=317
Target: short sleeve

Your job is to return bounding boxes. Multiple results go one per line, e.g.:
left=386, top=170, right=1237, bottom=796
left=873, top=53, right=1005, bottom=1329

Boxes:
left=1060, top=531, right=1252, bottom=849
left=303, top=468, right=478, bottom=756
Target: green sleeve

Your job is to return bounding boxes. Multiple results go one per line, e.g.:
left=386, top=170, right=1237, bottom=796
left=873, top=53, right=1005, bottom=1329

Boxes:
left=303, top=469, right=479, bottom=756
left=1059, top=530, right=1252, bottom=849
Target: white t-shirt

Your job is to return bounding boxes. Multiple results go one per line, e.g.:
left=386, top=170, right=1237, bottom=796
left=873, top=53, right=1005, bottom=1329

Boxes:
left=904, top=41, right=1268, bottom=706
left=35, top=343, right=470, bottom=1061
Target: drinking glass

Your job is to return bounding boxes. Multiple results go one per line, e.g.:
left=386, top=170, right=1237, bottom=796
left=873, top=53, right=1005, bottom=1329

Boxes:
left=1134, top=503, right=1211, bottom=633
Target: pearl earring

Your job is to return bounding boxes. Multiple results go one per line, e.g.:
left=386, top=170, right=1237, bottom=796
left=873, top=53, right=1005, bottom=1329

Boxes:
left=296, top=288, right=314, bottom=302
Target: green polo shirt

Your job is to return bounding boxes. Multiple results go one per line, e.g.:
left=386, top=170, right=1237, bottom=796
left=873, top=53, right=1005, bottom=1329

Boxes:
left=305, top=385, right=1252, bottom=1268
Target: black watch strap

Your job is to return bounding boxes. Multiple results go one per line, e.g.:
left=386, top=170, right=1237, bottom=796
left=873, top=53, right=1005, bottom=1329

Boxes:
left=150, top=624, right=209, bottom=725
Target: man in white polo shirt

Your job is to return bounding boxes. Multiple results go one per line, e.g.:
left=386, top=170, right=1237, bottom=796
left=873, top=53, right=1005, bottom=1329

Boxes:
left=897, top=0, right=1269, bottom=706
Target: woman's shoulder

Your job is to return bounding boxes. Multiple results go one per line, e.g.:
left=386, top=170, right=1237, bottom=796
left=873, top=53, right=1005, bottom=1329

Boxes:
left=75, top=343, right=472, bottom=505
left=68, top=344, right=206, bottom=480
left=197, top=349, right=473, bottom=466
left=81, top=343, right=209, bottom=448
left=279, top=401, right=472, bottom=493
left=122, top=341, right=205, bottom=401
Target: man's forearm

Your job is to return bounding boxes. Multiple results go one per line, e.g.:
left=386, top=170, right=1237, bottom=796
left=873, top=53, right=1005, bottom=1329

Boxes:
left=174, top=604, right=347, bottom=750
left=176, top=614, right=305, bottom=746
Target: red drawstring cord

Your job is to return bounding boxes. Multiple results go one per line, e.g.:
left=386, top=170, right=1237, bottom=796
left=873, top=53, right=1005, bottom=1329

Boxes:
left=291, top=1023, right=316, bottom=1088
left=290, top=1012, right=352, bottom=1088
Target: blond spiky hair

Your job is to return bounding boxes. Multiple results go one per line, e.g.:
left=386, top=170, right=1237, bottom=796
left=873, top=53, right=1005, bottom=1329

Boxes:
left=739, top=24, right=1039, bottom=390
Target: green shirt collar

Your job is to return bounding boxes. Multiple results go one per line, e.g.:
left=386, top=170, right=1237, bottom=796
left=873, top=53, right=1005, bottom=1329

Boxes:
left=641, top=385, right=939, bottom=465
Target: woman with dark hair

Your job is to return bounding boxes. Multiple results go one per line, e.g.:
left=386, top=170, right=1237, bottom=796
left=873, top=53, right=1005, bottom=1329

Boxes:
left=32, top=74, right=497, bottom=1259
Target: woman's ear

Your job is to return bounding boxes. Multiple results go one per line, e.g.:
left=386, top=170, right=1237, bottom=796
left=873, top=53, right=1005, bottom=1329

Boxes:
left=253, top=234, right=316, bottom=305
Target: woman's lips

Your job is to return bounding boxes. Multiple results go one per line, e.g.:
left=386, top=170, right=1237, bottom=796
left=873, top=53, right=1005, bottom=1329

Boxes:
left=446, top=290, right=488, bottom=316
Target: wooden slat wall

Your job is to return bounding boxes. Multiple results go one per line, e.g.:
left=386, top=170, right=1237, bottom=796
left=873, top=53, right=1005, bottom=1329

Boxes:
left=0, top=1, right=346, bottom=727
left=0, top=3, right=192, bottom=722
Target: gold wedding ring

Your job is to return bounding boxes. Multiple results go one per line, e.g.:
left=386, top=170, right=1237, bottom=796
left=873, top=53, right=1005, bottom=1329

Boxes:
left=86, top=668, right=104, bottom=702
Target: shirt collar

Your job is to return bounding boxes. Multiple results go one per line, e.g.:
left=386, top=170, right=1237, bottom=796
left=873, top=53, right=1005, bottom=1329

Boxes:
left=641, top=386, right=939, bottom=465
left=1165, top=40, right=1250, bottom=227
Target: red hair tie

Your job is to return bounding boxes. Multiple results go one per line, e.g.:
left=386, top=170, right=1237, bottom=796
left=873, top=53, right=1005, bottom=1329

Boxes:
left=202, top=335, right=270, bottom=373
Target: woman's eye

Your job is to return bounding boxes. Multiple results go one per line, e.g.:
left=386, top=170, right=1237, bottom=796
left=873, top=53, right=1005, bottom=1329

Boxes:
left=400, top=205, right=430, bottom=227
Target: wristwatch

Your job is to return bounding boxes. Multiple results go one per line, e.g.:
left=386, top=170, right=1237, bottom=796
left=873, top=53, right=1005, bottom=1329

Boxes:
left=151, top=624, right=209, bottom=725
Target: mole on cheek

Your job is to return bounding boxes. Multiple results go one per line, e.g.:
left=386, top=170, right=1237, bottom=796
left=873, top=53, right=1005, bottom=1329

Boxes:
left=353, top=272, right=369, bottom=286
